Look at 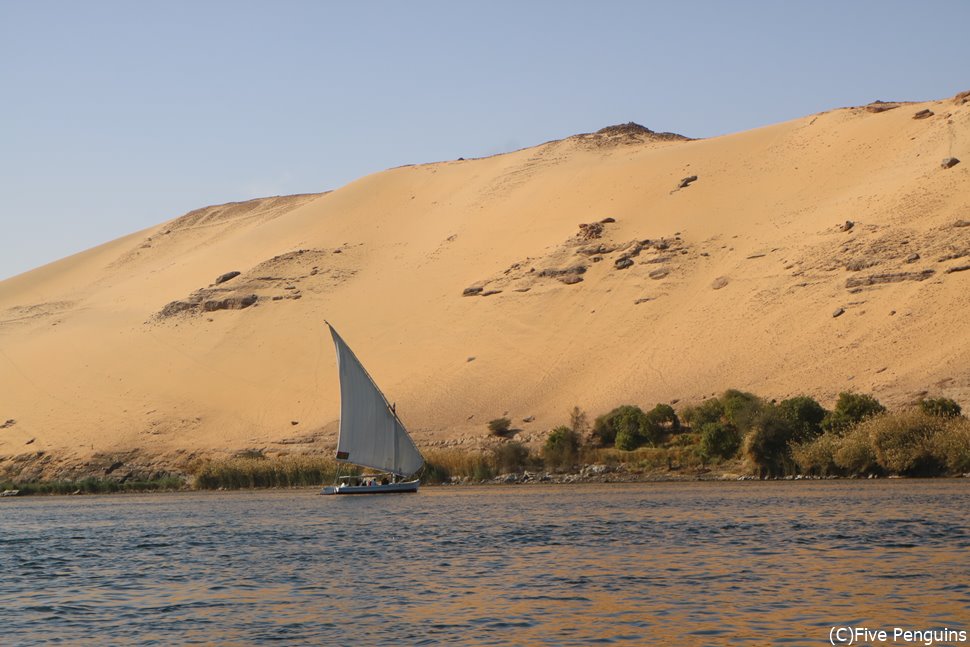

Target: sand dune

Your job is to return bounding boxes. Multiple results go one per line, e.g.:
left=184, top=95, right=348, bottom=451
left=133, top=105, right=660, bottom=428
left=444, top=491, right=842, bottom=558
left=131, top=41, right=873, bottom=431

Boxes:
left=1, top=94, right=968, bottom=478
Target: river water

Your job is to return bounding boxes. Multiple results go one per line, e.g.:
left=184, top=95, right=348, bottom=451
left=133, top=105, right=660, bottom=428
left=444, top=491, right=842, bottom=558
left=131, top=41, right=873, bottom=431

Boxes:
left=0, top=481, right=967, bottom=646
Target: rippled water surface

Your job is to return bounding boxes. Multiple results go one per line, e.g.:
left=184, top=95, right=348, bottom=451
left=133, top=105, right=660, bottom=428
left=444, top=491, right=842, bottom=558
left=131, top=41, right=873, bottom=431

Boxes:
left=1, top=481, right=968, bottom=645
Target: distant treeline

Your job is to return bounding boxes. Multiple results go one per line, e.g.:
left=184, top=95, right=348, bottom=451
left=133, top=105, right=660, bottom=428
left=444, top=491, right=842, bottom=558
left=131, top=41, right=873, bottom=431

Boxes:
left=447, top=391, right=968, bottom=481
left=676, top=390, right=969, bottom=478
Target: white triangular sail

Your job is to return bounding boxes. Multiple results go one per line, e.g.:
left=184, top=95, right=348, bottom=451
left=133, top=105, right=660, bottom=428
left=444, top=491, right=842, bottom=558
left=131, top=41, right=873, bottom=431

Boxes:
left=328, top=323, right=424, bottom=478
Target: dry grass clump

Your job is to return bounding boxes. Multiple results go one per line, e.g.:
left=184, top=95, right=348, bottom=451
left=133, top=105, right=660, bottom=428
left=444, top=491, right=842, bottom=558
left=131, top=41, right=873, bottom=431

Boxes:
left=792, top=409, right=970, bottom=476
left=867, top=409, right=942, bottom=474
left=583, top=444, right=703, bottom=471
left=790, top=432, right=841, bottom=476
left=931, top=417, right=970, bottom=473
left=832, top=423, right=880, bottom=475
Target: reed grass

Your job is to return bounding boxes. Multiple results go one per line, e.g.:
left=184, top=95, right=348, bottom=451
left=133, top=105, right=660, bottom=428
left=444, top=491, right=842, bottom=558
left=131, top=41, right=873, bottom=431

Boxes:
left=191, top=455, right=349, bottom=489
left=0, top=476, right=185, bottom=496
left=422, top=449, right=495, bottom=483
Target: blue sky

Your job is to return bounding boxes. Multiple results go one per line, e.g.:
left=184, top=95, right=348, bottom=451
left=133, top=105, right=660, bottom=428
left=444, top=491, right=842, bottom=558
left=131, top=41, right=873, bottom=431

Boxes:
left=1, top=0, right=967, bottom=280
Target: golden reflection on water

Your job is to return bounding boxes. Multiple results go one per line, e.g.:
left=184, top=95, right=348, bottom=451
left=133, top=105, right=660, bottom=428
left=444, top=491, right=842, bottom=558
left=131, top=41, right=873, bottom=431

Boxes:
left=0, top=481, right=967, bottom=645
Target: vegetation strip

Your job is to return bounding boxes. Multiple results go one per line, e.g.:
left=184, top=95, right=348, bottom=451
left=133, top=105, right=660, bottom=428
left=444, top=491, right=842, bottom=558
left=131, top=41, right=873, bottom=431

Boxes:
left=3, top=392, right=968, bottom=495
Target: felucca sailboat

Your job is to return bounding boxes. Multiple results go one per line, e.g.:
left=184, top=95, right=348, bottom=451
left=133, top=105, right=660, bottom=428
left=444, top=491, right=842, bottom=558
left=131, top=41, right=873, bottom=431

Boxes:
left=321, top=322, right=424, bottom=495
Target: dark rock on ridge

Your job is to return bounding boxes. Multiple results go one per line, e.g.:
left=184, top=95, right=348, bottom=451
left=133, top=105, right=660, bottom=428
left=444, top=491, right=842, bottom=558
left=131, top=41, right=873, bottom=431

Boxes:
left=202, top=295, right=257, bottom=311
left=845, top=270, right=935, bottom=289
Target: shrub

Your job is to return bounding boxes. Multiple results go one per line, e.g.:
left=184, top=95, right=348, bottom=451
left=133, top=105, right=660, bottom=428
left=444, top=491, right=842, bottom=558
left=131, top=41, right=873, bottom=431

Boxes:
left=791, top=432, right=842, bottom=476
left=791, top=412, right=970, bottom=477
left=919, top=397, right=962, bottom=418
left=778, top=396, right=827, bottom=440
left=487, top=417, right=512, bottom=437
left=492, top=441, right=531, bottom=474
left=931, top=417, right=970, bottom=473
left=669, top=431, right=699, bottom=448
left=615, top=428, right=638, bottom=451
left=822, top=392, right=886, bottom=433
left=742, top=411, right=798, bottom=477
left=834, top=425, right=879, bottom=475
left=543, top=426, right=580, bottom=470
left=594, top=405, right=655, bottom=448
left=867, top=410, right=944, bottom=475
left=699, top=422, right=740, bottom=461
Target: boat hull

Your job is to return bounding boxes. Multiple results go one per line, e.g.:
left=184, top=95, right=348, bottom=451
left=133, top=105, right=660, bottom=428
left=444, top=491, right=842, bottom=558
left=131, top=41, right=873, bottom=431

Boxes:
left=320, top=480, right=420, bottom=495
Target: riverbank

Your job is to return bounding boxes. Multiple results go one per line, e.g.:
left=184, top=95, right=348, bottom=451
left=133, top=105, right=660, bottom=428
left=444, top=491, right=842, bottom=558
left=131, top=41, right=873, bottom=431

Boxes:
left=443, top=464, right=970, bottom=486
left=3, top=461, right=968, bottom=497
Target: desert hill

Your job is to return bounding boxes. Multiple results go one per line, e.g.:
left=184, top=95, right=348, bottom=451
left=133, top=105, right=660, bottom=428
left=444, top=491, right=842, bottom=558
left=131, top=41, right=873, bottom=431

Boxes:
left=1, top=93, right=969, bottom=479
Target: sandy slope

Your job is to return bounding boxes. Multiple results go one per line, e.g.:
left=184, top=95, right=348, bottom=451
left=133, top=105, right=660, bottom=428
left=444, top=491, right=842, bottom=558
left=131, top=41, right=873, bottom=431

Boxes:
left=1, top=95, right=969, bottom=477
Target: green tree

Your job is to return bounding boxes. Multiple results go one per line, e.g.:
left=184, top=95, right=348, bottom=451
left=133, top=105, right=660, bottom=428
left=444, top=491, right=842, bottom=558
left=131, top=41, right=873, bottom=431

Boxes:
left=615, top=405, right=653, bottom=450
left=594, top=405, right=650, bottom=447
left=721, top=389, right=766, bottom=432
left=543, top=426, right=580, bottom=469
left=646, top=403, right=680, bottom=434
left=822, top=392, right=886, bottom=433
left=699, top=422, right=740, bottom=460
left=680, top=398, right=724, bottom=429
left=778, top=396, right=827, bottom=440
